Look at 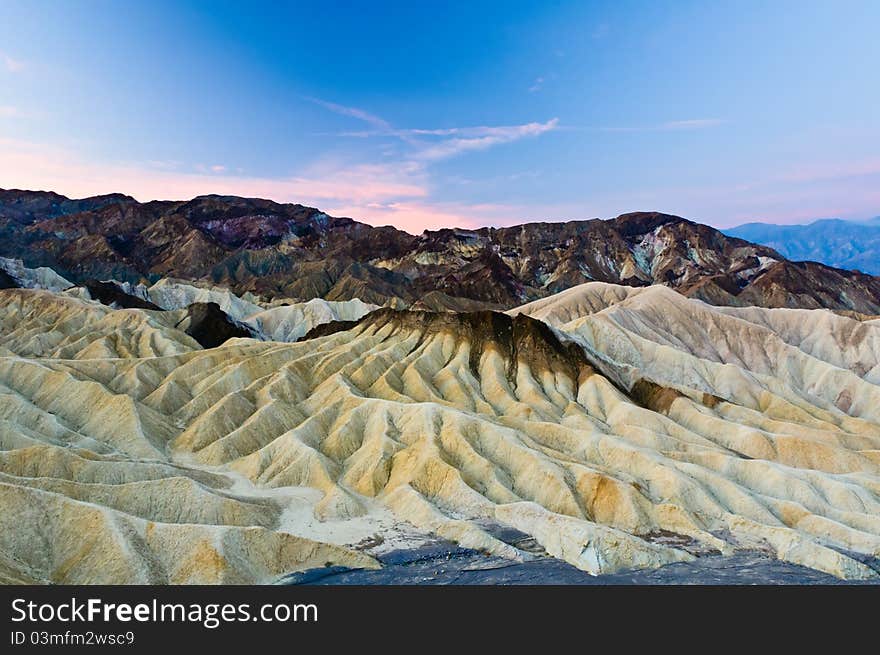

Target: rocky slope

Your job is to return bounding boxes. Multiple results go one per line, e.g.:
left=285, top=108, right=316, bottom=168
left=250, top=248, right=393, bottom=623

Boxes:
left=0, top=189, right=135, bottom=225
left=0, top=256, right=73, bottom=292
left=1, top=281, right=879, bottom=583
left=4, top=189, right=880, bottom=314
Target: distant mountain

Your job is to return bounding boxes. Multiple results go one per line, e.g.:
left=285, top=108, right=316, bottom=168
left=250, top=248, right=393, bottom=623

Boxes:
left=726, top=218, right=880, bottom=276
left=3, top=188, right=880, bottom=314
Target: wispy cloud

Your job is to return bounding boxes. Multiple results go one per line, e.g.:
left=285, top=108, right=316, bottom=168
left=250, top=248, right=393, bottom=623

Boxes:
left=414, top=119, right=559, bottom=161
left=304, top=96, right=391, bottom=131
left=339, top=123, right=558, bottom=139
left=300, top=97, right=559, bottom=217
left=528, top=76, right=544, bottom=93
left=2, top=53, right=24, bottom=73
left=310, top=95, right=558, bottom=160
left=0, top=99, right=559, bottom=235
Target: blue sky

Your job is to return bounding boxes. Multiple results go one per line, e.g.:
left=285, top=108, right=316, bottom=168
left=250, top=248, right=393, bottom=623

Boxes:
left=1, top=0, right=879, bottom=232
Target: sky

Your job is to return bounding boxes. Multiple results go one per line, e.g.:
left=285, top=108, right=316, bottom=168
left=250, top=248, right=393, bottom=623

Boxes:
left=1, top=0, right=879, bottom=233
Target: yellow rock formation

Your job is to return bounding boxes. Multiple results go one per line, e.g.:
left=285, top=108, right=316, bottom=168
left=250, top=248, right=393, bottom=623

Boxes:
left=1, top=282, right=879, bottom=583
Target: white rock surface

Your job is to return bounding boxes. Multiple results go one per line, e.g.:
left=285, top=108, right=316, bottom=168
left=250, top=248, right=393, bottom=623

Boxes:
left=244, top=298, right=377, bottom=342
left=142, top=278, right=377, bottom=342
left=145, top=278, right=265, bottom=319
left=0, top=257, right=73, bottom=292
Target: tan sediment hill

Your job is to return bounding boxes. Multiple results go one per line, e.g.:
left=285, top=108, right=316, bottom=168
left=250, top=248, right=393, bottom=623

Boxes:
left=0, top=284, right=378, bottom=362
left=0, top=289, right=200, bottom=359
left=1, top=283, right=879, bottom=583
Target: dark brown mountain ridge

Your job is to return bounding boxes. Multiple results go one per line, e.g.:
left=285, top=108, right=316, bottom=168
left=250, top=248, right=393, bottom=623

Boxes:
left=2, top=187, right=880, bottom=314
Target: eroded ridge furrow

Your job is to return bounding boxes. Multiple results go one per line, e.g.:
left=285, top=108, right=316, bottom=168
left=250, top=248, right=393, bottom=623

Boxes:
left=2, top=285, right=880, bottom=582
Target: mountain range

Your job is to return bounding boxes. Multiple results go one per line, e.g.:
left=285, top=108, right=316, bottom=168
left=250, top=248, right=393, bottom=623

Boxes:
left=3, top=188, right=880, bottom=315
left=1, top=187, right=880, bottom=583
left=726, top=217, right=880, bottom=276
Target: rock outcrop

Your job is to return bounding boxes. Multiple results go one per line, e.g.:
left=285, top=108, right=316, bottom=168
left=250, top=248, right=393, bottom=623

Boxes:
left=4, top=189, right=880, bottom=314
left=175, top=302, right=257, bottom=348
left=82, top=280, right=162, bottom=310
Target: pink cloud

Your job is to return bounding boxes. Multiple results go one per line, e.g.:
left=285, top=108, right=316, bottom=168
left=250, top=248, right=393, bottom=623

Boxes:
left=0, top=138, right=432, bottom=225
left=7, top=135, right=874, bottom=236
left=287, top=161, right=427, bottom=204
left=326, top=201, right=521, bottom=233
left=0, top=138, right=538, bottom=234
